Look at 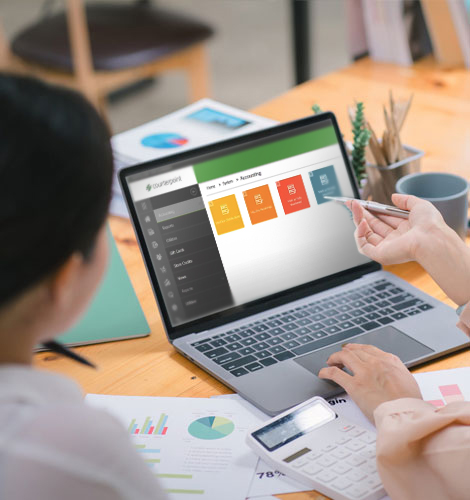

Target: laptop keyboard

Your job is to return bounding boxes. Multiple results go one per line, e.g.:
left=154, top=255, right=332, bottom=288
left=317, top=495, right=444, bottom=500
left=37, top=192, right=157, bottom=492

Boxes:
left=190, top=279, right=433, bottom=378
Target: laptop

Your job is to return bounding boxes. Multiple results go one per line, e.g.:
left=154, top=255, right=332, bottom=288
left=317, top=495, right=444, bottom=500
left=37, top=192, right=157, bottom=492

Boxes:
left=120, top=112, right=469, bottom=415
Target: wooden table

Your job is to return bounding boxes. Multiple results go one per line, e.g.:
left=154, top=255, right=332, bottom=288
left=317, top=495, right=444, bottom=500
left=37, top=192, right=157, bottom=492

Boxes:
left=35, top=58, right=470, bottom=500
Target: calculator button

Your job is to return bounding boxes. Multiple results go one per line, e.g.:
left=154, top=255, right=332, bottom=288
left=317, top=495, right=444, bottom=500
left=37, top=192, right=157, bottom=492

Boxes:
left=316, top=455, right=337, bottom=467
left=331, top=448, right=351, bottom=460
left=315, top=470, right=337, bottom=483
left=359, top=447, right=376, bottom=460
left=364, top=473, right=382, bottom=490
left=331, top=477, right=353, bottom=491
left=346, top=469, right=367, bottom=482
left=336, top=436, right=352, bottom=445
left=346, top=441, right=366, bottom=452
left=347, top=454, right=366, bottom=467
left=364, top=461, right=377, bottom=473
left=332, top=462, right=352, bottom=475
left=359, top=432, right=376, bottom=444
left=291, top=458, right=309, bottom=468
left=321, top=443, right=337, bottom=452
left=306, top=452, right=322, bottom=461
left=339, top=424, right=355, bottom=432
left=349, top=428, right=366, bottom=438
left=301, top=463, right=323, bottom=476
left=346, top=484, right=370, bottom=498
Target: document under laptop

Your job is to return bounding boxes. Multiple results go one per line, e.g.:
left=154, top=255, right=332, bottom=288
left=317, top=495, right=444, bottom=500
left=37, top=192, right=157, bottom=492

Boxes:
left=120, top=112, right=469, bottom=415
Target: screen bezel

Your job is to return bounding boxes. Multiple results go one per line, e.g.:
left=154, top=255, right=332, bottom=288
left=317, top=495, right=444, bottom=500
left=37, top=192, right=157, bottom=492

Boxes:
left=120, top=112, right=381, bottom=340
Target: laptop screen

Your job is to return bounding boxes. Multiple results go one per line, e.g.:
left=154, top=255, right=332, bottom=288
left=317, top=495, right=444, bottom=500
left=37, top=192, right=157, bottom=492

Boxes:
left=124, top=117, right=371, bottom=329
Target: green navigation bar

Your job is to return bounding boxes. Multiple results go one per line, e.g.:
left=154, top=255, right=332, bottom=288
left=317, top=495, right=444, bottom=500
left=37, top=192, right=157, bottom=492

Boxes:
left=193, top=125, right=336, bottom=183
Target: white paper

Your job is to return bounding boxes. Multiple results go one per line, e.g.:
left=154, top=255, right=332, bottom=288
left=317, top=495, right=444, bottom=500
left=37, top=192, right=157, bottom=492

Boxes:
left=414, top=367, right=470, bottom=406
left=85, top=394, right=258, bottom=500
left=110, top=99, right=277, bottom=218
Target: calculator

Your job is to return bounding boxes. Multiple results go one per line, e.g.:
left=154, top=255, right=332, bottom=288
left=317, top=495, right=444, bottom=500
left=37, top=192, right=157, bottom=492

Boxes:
left=246, top=396, right=386, bottom=500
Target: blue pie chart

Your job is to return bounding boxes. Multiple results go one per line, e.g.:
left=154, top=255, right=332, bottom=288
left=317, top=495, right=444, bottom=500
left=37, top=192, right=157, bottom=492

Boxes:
left=188, top=416, right=235, bottom=440
left=141, top=133, right=189, bottom=149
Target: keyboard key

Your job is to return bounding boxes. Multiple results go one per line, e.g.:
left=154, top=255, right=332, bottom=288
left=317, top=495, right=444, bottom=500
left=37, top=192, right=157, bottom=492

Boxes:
left=312, top=313, right=326, bottom=321
left=294, top=310, right=310, bottom=318
left=280, top=332, right=297, bottom=341
left=297, top=318, right=312, bottom=326
left=380, top=307, right=395, bottom=315
left=238, top=329, right=254, bottom=338
left=255, top=350, right=272, bottom=359
left=254, top=333, right=270, bottom=341
left=349, top=428, right=366, bottom=438
left=284, top=340, right=300, bottom=349
left=337, top=304, right=352, bottom=312
left=210, top=339, right=227, bottom=348
left=274, top=351, right=296, bottom=361
left=419, top=303, right=433, bottom=311
left=269, top=345, right=287, bottom=354
left=269, top=327, right=285, bottom=336
left=295, top=327, right=311, bottom=336
left=393, top=298, right=421, bottom=311
left=339, top=321, right=355, bottom=329
left=310, top=322, right=324, bottom=331
left=266, top=320, right=283, bottom=328
left=337, top=313, right=352, bottom=321
left=298, top=335, right=314, bottom=343
left=213, top=352, right=241, bottom=364
left=406, top=309, right=421, bottom=316
left=365, top=312, right=381, bottom=321
left=323, top=317, right=338, bottom=326
left=362, top=321, right=380, bottom=331
left=325, top=326, right=341, bottom=334
left=281, top=315, right=297, bottom=323
left=378, top=316, right=394, bottom=325
left=225, top=334, right=241, bottom=342
left=205, top=347, right=229, bottom=359
left=230, top=367, right=248, bottom=377
left=307, top=305, right=324, bottom=314
left=260, top=357, right=277, bottom=367
left=240, top=337, right=257, bottom=346
left=254, top=341, right=271, bottom=351
left=376, top=300, right=390, bottom=308
left=324, top=308, right=340, bottom=317
left=351, top=300, right=365, bottom=308
left=253, top=324, right=269, bottom=333
left=347, top=455, right=366, bottom=467
left=195, top=343, right=213, bottom=353
left=221, top=355, right=257, bottom=371
left=391, top=312, right=406, bottom=320
left=313, top=331, right=327, bottom=339
left=239, top=347, right=255, bottom=356
left=377, top=291, right=391, bottom=299
left=332, top=448, right=351, bottom=459
left=283, top=323, right=298, bottom=331
left=245, top=362, right=264, bottom=372
left=347, top=470, right=367, bottom=482
left=225, top=342, right=243, bottom=350
left=267, top=337, right=283, bottom=345
left=389, top=293, right=412, bottom=304
left=362, top=305, right=378, bottom=313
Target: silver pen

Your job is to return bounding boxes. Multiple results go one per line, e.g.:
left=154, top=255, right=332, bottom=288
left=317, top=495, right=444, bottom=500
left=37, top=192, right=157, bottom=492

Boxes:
left=324, top=196, right=410, bottom=219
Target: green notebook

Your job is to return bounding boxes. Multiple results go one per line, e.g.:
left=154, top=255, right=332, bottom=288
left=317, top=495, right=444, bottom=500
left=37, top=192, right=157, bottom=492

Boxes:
left=44, top=228, right=150, bottom=347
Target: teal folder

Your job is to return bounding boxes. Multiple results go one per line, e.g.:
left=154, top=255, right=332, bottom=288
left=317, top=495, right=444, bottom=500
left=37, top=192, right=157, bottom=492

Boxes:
left=52, top=229, right=150, bottom=346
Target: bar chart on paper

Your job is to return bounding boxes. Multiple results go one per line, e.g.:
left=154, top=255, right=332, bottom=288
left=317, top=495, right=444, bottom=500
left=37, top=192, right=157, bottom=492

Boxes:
left=128, top=414, right=168, bottom=435
left=85, top=394, right=258, bottom=500
left=414, top=368, right=470, bottom=408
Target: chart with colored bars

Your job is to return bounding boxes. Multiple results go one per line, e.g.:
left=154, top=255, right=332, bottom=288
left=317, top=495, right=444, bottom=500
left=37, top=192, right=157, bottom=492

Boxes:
left=427, top=384, right=465, bottom=407
left=188, top=416, right=235, bottom=440
left=128, top=413, right=168, bottom=435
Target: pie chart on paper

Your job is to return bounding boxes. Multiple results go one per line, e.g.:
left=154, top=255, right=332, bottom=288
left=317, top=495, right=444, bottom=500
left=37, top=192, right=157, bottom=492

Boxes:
left=141, top=133, right=189, bottom=149
left=188, top=416, right=235, bottom=440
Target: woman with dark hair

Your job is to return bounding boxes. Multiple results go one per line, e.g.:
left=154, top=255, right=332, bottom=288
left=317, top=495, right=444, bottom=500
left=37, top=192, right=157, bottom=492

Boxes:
left=0, top=74, right=166, bottom=499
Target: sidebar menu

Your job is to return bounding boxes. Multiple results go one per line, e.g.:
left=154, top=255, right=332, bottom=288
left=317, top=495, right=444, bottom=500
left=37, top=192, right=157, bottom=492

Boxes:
left=136, top=185, right=233, bottom=325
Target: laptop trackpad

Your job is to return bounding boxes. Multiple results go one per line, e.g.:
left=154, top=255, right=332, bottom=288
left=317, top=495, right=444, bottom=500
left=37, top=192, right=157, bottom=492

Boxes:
left=295, top=326, right=434, bottom=376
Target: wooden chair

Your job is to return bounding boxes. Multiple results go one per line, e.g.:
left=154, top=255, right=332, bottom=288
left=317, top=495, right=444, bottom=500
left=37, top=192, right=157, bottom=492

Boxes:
left=0, top=0, right=213, bottom=117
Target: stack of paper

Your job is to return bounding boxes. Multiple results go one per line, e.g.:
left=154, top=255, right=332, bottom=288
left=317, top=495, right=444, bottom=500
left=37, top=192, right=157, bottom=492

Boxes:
left=110, top=99, right=276, bottom=218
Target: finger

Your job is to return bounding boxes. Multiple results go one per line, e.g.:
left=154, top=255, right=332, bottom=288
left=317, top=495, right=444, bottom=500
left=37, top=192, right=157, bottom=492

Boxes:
left=345, top=343, right=394, bottom=359
left=356, top=218, right=383, bottom=248
left=326, top=349, right=363, bottom=374
left=318, top=366, right=353, bottom=391
left=351, top=200, right=365, bottom=226
left=391, top=193, right=421, bottom=211
left=362, top=209, right=396, bottom=238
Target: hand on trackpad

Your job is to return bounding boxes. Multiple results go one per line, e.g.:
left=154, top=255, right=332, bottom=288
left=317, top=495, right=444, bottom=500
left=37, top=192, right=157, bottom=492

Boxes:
left=294, top=326, right=433, bottom=376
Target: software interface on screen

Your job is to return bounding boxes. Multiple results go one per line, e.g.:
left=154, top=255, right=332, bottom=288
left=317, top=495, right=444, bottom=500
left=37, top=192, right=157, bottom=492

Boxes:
left=127, top=120, right=371, bottom=327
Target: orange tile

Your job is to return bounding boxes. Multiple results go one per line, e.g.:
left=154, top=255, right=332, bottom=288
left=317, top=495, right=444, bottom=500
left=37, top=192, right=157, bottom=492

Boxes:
left=243, top=184, right=278, bottom=225
left=208, top=194, right=245, bottom=235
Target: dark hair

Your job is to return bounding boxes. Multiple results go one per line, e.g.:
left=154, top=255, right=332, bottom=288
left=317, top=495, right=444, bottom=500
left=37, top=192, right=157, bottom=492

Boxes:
left=0, top=74, right=113, bottom=308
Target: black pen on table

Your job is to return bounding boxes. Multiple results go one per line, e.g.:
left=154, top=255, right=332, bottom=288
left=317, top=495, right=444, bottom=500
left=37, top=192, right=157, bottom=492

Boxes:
left=42, top=340, right=96, bottom=368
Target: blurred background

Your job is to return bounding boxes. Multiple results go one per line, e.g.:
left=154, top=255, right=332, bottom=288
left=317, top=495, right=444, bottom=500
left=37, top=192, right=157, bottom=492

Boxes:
left=1, top=0, right=468, bottom=133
